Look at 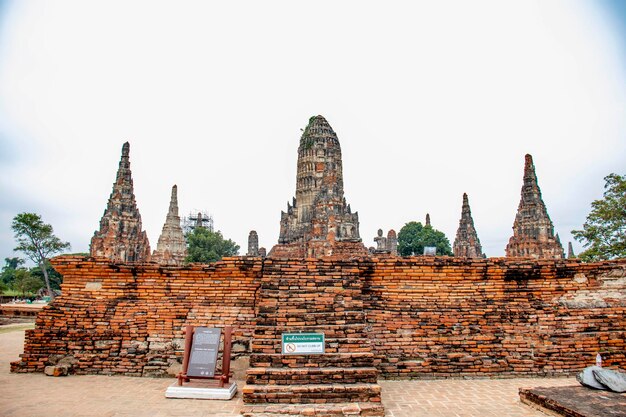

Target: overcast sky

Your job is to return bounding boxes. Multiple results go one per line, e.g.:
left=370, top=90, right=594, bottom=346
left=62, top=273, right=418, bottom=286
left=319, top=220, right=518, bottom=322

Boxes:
left=1, top=1, right=625, bottom=263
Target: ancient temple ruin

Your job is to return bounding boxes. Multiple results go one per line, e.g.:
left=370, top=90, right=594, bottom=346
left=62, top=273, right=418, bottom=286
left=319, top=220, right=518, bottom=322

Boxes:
left=12, top=119, right=626, bottom=417
left=269, top=116, right=368, bottom=258
left=247, top=230, right=259, bottom=256
left=152, top=185, right=187, bottom=265
left=387, top=230, right=398, bottom=255
left=506, top=154, right=564, bottom=259
left=568, top=241, right=576, bottom=259
left=89, top=142, right=151, bottom=262
left=453, top=193, right=484, bottom=258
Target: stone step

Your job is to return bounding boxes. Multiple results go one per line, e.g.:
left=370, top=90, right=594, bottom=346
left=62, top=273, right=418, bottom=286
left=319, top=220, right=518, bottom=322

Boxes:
left=258, top=290, right=362, bottom=302
left=254, top=323, right=367, bottom=339
left=260, top=278, right=362, bottom=286
left=257, top=309, right=364, bottom=316
left=257, top=315, right=365, bottom=328
left=242, top=383, right=382, bottom=404
left=246, top=367, right=378, bottom=385
left=251, top=337, right=372, bottom=354
left=250, top=352, right=375, bottom=368
left=259, top=290, right=362, bottom=298
left=258, top=303, right=364, bottom=314
left=256, top=319, right=366, bottom=328
left=240, top=402, right=385, bottom=417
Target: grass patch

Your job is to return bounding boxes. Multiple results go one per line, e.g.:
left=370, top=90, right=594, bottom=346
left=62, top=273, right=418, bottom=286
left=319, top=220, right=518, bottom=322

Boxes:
left=1, top=289, right=36, bottom=297
left=0, top=323, right=35, bottom=334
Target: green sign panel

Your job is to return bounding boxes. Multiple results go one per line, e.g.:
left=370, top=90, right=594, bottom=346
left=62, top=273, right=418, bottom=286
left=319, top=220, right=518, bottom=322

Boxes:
left=281, top=333, right=325, bottom=355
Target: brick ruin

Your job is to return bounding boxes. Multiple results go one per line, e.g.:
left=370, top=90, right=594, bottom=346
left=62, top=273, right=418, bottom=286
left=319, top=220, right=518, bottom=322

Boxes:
left=269, top=116, right=368, bottom=258
left=151, top=185, right=187, bottom=265
left=568, top=241, right=576, bottom=259
left=88, top=122, right=567, bottom=263
left=15, top=118, right=625, bottom=415
left=453, top=193, right=484, bottom=258
left=506, top=154, right=565, bottom=259
left=89, top=142, right=151, bottom=262
left=247, top=230, right=259, bottom=256
left=11, top=257, right=626, bottom=410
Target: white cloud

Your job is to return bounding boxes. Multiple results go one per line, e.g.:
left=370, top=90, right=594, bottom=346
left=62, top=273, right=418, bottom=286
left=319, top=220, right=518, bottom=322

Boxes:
left=0, top=0, right=624, bottom=260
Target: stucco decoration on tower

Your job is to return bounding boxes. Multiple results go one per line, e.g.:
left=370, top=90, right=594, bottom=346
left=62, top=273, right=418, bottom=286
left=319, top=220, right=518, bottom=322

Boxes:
left=506, top=154, right=564, bottom=259
left=269, top=116, right=367, bottom=258
left=90, top=142, right=151, bottom=262
left=247, top=230, right=259, bottom=256
left=152, top=185, right=187, bottom=265
left=453, top=193, right=484, bottom=258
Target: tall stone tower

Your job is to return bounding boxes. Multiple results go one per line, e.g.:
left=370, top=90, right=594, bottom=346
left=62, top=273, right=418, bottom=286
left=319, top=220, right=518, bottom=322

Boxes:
left=270, top=116, right=367, bottom=258
left=247, top=230, right=259, bottom=256
left=90, top=142, right=151, bottom=262
left=505, top=154, right=564, bottom=259
left=453, top=193, right=484, bottom=258
left=567, top=241, right=576, bottom=259
left=152, top=185, right=187, bottom=265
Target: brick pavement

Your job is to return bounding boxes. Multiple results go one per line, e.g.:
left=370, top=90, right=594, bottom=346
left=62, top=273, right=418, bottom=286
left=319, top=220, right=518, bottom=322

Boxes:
left=0, top=327, right=577, bottom=417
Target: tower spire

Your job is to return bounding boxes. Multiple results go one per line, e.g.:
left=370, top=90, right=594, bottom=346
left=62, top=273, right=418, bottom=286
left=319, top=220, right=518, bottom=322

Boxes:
left=270, top=115, right=367, bottom=258
left=90, top=142, right=151, bottom=262
left=567, top=242, right=576, bottom=259
left=152, top=185, right=187, bottom=265
left=505, top=154, right=564, bottom=259
left=453, top=193, right=484, bottom=258
left=247, top=230, right=260, bottom=256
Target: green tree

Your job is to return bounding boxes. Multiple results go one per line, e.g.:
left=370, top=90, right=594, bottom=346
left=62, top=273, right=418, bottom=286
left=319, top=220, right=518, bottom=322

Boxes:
left=12, top=269, right=44, bottom=297
left=572, top=173, right=626, bottom=262
left=397, top=221, right=453, bottom=256
left=11, top=213, right=70, bottom=299
left=185, top=228, right=240, bottom=263
left=1, top=257, right=25, bottom=287
left=29, top=262, right=63, bottom=290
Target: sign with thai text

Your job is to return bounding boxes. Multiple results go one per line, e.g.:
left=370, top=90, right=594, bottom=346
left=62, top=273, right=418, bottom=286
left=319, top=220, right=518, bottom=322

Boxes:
left=281, top=333, right=325, bottom=355
left=187, top=327, right=221, bottom=377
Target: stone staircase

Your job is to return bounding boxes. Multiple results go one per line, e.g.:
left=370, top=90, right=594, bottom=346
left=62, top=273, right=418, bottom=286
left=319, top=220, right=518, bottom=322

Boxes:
left=241, top=259, right=384, bottom=416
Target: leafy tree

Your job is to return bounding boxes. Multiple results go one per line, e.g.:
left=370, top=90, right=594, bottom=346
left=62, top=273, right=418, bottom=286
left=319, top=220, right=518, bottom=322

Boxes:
left=185, top=228, right=240, bottom=263
left=397, top=221, right=453, bottom=256
left=572, top=173, right=626, bottom=262
left=1, top=257, right=25, bottom=287
left=29, top=262, right=63, bottom=290
left=11, top=213, right=70, bottom=299
left=12, top=269, right=44, bottom=296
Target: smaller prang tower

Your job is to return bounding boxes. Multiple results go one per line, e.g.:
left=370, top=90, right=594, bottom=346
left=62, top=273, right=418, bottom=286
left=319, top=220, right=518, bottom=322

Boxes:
left=247, top=230, right=259, bottom=256
left=90, top=142, right=151, bottom=262
left=453, top=193, right=484, bottom=258
left=152, top=185, right=187, bottom=265
left=270, top=116, right=367, bottom=258
left=505, top=154, right=564, bottom=259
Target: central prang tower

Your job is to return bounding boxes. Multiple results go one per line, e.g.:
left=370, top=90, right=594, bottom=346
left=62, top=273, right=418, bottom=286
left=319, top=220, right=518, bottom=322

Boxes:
left=270, top=115, right=367, bottom=258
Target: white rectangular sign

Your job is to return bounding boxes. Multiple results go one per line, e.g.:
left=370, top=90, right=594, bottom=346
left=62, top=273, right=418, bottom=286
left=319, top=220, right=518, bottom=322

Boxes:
left=281, top=333, right=325, bottom=355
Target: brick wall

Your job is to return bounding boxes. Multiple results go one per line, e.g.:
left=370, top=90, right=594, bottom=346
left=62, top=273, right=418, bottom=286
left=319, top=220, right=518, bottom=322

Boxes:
left=11, top=255, right=626, bottom=378
left=363, top=257, right=626, bottom=377
left=11, top=255, right=262, bottom=376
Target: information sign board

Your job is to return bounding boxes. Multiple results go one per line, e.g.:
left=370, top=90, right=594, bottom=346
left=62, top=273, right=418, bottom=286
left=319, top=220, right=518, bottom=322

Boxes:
left=281, top=333, right=325, bottom=355
left=187, top=327, right=221, bottom=377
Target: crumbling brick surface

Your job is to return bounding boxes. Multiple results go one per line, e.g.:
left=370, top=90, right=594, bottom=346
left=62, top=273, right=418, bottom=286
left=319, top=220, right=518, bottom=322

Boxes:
left=11, top=255, right=262, bottom=376
left=11, top=256, right=626, bottom=379
left=364, top=257, right=626, bottom=377
left=506, top=154, right=564, bottom=259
